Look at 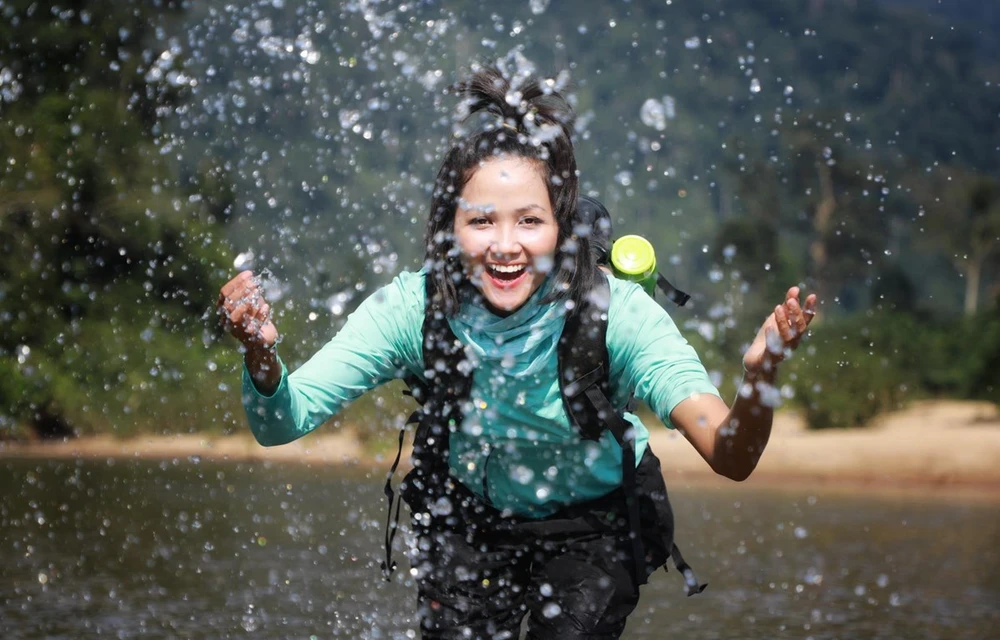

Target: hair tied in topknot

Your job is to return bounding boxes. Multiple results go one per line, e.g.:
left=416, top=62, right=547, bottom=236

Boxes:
left=450, top=65, right=575, bottom=147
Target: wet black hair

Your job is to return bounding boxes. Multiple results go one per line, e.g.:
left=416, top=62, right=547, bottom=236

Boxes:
left=577, top=195, right=612, bottom=266
left=422, top=65, right=597, bottom=315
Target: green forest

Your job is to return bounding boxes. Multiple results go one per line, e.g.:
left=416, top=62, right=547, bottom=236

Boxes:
left=1, top=0, right=998, bottom=441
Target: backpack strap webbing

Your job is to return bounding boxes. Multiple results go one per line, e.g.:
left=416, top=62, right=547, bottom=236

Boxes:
left=580, top=384, right=705, bottom=595
left=380, top=412, right=414, bottom=580
left=558, top=271, right=706, bottom=595
left=381, top=279, right=471, bottom=581
left=557, top=274, right=643, bottom=583
left=657, top=272, right=691, bottom=307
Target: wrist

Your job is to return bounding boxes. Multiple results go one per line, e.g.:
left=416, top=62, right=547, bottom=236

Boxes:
left=742, top=361, right=777, bottom=384
left=244, top=339, right=277, bottom=358
left=244, top=345, right=281, bottom=394
left=244, top=343, right=278, bottom=372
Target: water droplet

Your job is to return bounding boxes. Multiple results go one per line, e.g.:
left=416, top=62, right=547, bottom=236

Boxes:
left=529, top=0, right=551, bottom=15
left=241, top=614, right=259, bottom=632
left=614, top=171, right=633, bottom=187
left=510, top=465, right=535, bottom=484
left=430, top=497, right=453, bottom=516
left=542, top=602, right=562, bottom=618
left=640, top=98, right=667, bottom=131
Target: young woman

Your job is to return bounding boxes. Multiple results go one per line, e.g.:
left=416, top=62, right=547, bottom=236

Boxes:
left=218, top=66, right=817, bottom=639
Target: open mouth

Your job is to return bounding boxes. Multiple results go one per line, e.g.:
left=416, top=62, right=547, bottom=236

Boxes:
left=484, top=263, right=529, bottom=288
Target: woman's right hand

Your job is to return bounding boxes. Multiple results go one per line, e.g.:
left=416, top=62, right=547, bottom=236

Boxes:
left=218, top=271, right=279, bottom=352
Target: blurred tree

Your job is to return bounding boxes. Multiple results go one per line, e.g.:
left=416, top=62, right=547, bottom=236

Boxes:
left=0, top=0, right=233, bottom=438
left=870, top=261, right=917, bottom=313
left=911, top=169, right=1000, bottom=316
left=963, top=179, right=1000, bottom=315
left=723, top=119, right=888, bottom=315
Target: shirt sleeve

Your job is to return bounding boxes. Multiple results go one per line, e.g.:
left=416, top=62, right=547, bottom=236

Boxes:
left=606, top=276, right=721, bottom=429
left=241, top=271, right=425, bottom=446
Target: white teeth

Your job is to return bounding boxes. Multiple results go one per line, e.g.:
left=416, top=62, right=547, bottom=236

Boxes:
left=488, top=264, right=525, bottom=274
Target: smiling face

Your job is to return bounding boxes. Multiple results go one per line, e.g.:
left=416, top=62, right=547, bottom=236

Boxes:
left=453, top=157, right=559, bottom=315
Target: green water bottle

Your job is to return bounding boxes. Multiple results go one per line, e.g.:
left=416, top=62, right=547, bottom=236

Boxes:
left=609, top=234, right=690, bottom=306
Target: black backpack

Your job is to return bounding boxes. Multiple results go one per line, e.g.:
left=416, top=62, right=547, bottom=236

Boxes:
left=379, top=270, right=706, bottom=595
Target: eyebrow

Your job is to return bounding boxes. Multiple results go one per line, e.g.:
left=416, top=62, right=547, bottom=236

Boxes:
left=456, top=197, right=496, bottom=214
left=457, top=202, right=546, bottom=215
left=514, top=204, right=545, bottom=213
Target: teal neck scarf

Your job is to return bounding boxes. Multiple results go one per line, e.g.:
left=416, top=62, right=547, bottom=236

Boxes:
left=448, top=278, right=568, bottom=378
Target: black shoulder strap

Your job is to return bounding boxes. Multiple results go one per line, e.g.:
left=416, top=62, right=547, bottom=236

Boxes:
left=381, top=276, right=471, bottom=581
left=408, top=277, right=472, bottom=491
left=416, top=284, right=473, bottom=439
left=556, top=269, right=706, bottom=595
left=558, top=272, right=613, bottom=442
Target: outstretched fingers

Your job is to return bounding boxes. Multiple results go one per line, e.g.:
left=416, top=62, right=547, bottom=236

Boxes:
left=780, top=288, right=819, bottom=350
left=787, top=297, right=807, bottom=338
left=746, top=286, right=819, bottom=372
left=772, top=303, right=795, bottom=346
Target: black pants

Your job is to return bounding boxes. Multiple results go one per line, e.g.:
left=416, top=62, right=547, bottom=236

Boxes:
left=403, top=449, right=676, bottom=640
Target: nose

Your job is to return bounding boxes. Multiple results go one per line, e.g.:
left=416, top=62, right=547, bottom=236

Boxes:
left=490, top=223, right=520, bottom=259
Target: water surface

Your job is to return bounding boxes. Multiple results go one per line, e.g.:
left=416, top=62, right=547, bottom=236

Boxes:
left=1, top=458, right=996, bottom=639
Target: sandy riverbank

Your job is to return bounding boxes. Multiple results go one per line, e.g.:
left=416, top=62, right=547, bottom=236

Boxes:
left=2, top=400, right=998, bottom=494
left=648, top=399, right=1000, bottom=493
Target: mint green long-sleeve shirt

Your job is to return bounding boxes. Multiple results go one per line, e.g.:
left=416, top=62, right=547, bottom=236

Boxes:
left=242, top=270, right=720, bottom=517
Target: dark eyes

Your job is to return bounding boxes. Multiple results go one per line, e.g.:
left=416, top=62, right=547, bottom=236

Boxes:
left=467, top=215, right=543, bottom=227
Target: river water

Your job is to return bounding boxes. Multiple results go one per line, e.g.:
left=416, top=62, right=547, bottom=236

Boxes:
left=1, top=458, right=996, bottom=639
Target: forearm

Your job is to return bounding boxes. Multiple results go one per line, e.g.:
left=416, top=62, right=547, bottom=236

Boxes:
left=712, top=367, right=778, bottom=481
left=240, top=333, right=402, bottom=447
left=241, top=351, right=316, bottom=447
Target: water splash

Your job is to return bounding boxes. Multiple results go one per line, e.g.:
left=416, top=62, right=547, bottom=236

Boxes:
left=640, top=96, right=676, bottom=131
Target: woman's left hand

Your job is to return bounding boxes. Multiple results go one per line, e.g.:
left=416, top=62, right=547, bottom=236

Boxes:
left=743, top=286, right=818, bottom=374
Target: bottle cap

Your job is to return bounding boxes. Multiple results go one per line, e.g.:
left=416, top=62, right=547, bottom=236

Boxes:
left=610, top=235, right=657, bottom=277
